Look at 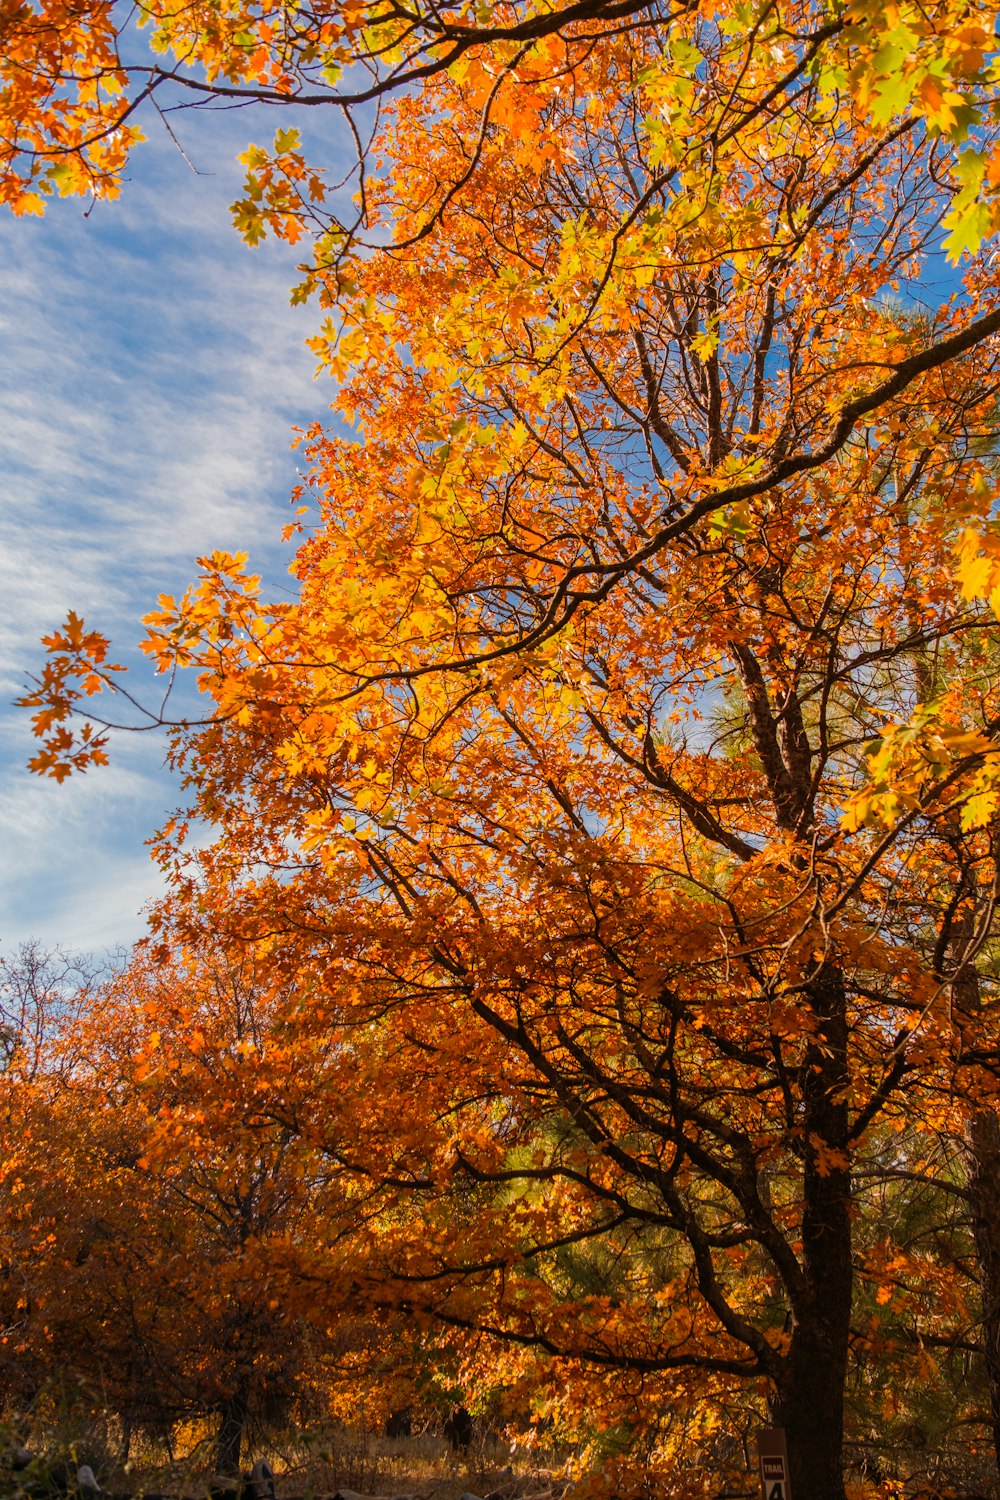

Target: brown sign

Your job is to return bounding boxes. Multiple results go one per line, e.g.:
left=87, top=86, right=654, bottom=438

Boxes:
left=756, top=1428, right=793, bottom=1500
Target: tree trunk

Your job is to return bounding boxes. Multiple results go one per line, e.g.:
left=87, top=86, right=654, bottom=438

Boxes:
left=776, top=1314, right=851, bottom=1500
left=947, top=894, right=1000, bottom=1489
left=216, top=1370, right=251, bottom=1476
left=774, top=962, right=853, bottom=1500
left=968, top=1108, right=1000, bottom=1486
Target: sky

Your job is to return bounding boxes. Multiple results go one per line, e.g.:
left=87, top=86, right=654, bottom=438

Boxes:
left=0, top=105, right=347, bottom=956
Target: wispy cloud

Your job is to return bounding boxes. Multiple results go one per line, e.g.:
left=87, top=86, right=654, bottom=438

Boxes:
left=1, top=103, right=343, bottom=953
left=0, top=731, right=173, bottom=950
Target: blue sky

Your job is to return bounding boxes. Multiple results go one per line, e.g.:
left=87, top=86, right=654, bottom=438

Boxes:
left=0, top=106, right=345, bottom=954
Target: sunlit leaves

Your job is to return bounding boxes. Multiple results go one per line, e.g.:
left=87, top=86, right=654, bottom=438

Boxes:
left=2, top=0, right=1000, bottom=269
left=231, top=129, right=326, bottom=247
left=16, top=614, right=122, bottom=781
left=843, top=701, right=999, bottom=831
left=13, top=9, right=1000, bottom=1486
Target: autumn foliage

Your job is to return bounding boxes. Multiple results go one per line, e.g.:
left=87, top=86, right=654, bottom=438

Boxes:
left=11, top=2, right=1000, bottom=1498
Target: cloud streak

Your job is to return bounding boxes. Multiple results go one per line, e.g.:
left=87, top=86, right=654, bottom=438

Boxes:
left=1, top=102, right=341, bottom=954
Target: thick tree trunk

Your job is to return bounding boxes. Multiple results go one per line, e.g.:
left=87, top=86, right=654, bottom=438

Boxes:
left=216, top=1370, right=251, bottom=1476
left=947, top=905, right=1000, bottom=1489
left=774, top=962, right=853, bottom=1500
left=776, top=1314, right=851, bottom=1500
left=968, top=1109, right=1000, bottom=1486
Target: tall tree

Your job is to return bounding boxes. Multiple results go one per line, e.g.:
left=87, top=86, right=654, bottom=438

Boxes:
left=16, top=5, right=1000, bottom=1498
left=100, top=151, right=1000, bottom=1500
left=0, top=941, right=397, bottom=1470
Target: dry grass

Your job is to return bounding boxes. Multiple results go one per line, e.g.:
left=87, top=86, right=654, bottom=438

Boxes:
left=3, top=1418, right=566, bottom=1500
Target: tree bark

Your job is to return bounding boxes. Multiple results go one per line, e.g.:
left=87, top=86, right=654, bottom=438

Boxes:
left=774, top=962, right=853, bottom=1500
left=945, top=870, right=1000, bottom=1490
left=968, top=1108, right=1000, bottom=1486
left=216, top=1368, right=251, bottom=1476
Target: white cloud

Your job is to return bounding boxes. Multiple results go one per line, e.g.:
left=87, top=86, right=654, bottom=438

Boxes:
left=0, top=101, right=347, bottom=953
left=0, top=736, right=170, bottom=950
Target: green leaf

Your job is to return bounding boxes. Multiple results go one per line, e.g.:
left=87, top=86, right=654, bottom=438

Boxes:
left=955, top=147, right=986, bottom=187
left=870, top=70, right=916, bottom=123
left=708, top=501, right=750, bottom=538
left=668, top=38, right=702, bottom=70
left=942, top=200, right=992, bottom=261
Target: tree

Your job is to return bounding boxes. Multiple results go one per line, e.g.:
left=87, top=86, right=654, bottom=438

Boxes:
left=1, top=0, right=998, bottom=263
left=0, top=939, right=407, bottom=1472
left=107, top=130, right=1000, bottom=1500
left=15, top=4, right=1000, bottom=1498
